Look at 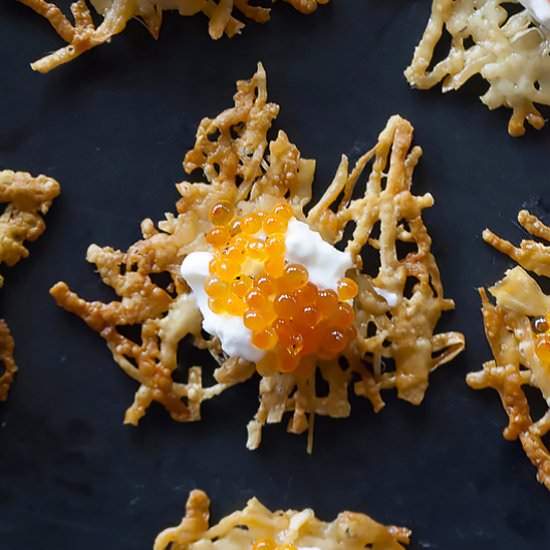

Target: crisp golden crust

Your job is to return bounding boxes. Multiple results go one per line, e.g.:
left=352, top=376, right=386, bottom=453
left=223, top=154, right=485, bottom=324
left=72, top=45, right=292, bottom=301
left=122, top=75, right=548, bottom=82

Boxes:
left=51, top=65, right=463, bottom=449
left=467, top=210, right=550, bottom=490
left=154, top=490, right=411, bottom=550
left=0, top=170, right=61, bottom=274
left=405, top=0, right=550, bottom=136
left=19, top=0, right=329, bottom=73
left=0, top=169, right=60, bottom=401
left=0, top=321, right=17, bottom=402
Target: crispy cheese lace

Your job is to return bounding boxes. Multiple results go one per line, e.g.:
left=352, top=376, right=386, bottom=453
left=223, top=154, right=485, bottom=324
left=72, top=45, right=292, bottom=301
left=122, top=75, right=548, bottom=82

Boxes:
left=0, top=170, right=60, bottom=400
left=19, top=0, right=329, bottom=73
left=467, top=209, right=550, bottom=491
left=153, top=490, right=411, bottom=550
left=406, top=0, right=550, bottom=136
left=50, top=64, right=464, bottom=450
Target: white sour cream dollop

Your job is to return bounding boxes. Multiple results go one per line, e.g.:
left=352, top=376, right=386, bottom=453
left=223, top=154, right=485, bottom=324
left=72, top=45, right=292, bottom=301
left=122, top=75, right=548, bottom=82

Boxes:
left=519, top=0, right=550, bottom=29
left=180, top=218, right=399, bottom=362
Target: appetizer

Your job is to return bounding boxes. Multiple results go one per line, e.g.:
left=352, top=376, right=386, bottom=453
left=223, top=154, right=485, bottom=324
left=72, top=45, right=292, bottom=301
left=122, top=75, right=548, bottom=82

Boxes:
left=19, top=0, right=329, bottom=73
left=154, top=490, right=411, bottom=550
left=406, top=0, right=550, bottom=136
left=51, top=65, right=464, bottom=450
left=467, top=210, right=550, bottom=490
left=0, top=169, right=60, bottom=400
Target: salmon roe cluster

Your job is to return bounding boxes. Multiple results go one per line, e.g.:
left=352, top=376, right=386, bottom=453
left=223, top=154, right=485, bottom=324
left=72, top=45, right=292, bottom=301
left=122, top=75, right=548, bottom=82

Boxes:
left=252, top=539, right=297, bottom=550
left=205, top=201, right=359, bottom=373
left=534, top=316, right=550, bottom=363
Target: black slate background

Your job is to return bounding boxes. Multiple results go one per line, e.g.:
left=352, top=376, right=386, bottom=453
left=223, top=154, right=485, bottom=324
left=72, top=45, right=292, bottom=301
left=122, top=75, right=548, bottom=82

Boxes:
left=1, top=1, right=549, bottom=548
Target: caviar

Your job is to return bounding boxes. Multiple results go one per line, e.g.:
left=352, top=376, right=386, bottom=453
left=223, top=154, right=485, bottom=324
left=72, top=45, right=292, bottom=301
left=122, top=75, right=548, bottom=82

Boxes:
left=534, top=316, right=550, bottom=364
left=205, top=201, right=358, bottom=373
left=252, top=539, right=297, bottom=550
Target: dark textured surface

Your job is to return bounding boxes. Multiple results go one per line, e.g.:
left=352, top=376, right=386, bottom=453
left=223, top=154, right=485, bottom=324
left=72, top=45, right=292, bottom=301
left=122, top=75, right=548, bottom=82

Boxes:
left=1, top=1, right=549, bottom=548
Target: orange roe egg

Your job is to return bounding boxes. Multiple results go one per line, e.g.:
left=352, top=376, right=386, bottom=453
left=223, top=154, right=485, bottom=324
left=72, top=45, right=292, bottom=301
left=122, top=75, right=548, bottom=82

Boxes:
left=536, top=336, right=550, bottom=364
left=274, top=293, right=297, bottom=319
left=243, top=310, right=269, bottom=331
left=317, top=289, right=339, bottom=317
left=263, top=214, right=287, bottom=235
left=247, top=238, right=267, bottom=261
left=321, top=328, right=347, bottom=355
left=208, top=298, right=226, bottom=314
left=206, top=226, right=229, bottom=248
left=231, top=277, right=252, bottom=298
left=252, top=539, right=277, bottom=550
left=272, top=202, right=294, bottom=220
left=294, top=282, right=318, bottom=307
left=232, top=234, right=250, bottom=253
left=300, top=305, right=319, bottom=328
left=265, top=235, right=285, bottom=257
left=209, top=201, right=233, bottom=226
left=256, top=353, right=282, bottom=375
left=222, top=244, right=244, bottom=263
left=240, top=213, right=262, bottom=234
left=229, top=218, right=241, bottom=236
left=265, top=256, right=285, bottom=278
left=282, top=263, right=308, bottom=291
left=343, top=325, right=357, bottom=345
left=279, top=349, right=300, bottom=372
left=285, top=332, right=304, bottom=357
left=256, top=275, right=277, bottom=296
left=251, top=328, right=278, bottom=350
left=333, top=302, right=354, bottom=329
left=208, top=258, right=220, bottom=276
left=337, top=277, right=359, bottom=300
left=216, top=260, right=240, bottom=282
left=204, top=277, right=228, bottom=299
left=246, top=289, right=269, bottom=311
left=225, top=295, right=246, bottom=316
left=298, top=325, right=318, bottom=356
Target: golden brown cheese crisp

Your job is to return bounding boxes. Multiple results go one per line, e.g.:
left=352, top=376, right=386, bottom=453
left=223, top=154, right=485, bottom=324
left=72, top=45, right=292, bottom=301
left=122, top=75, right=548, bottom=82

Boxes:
left=19, top=0, right=329, bottom=73
left=406, top=0, right=550, bottom=136
left=467, top=210, right=550, bottom=491
left=154, top=490, right=411, bottom=550
left=51, top=64, right=464, bottom=450
left=0, top=169, right=60, bottom=400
